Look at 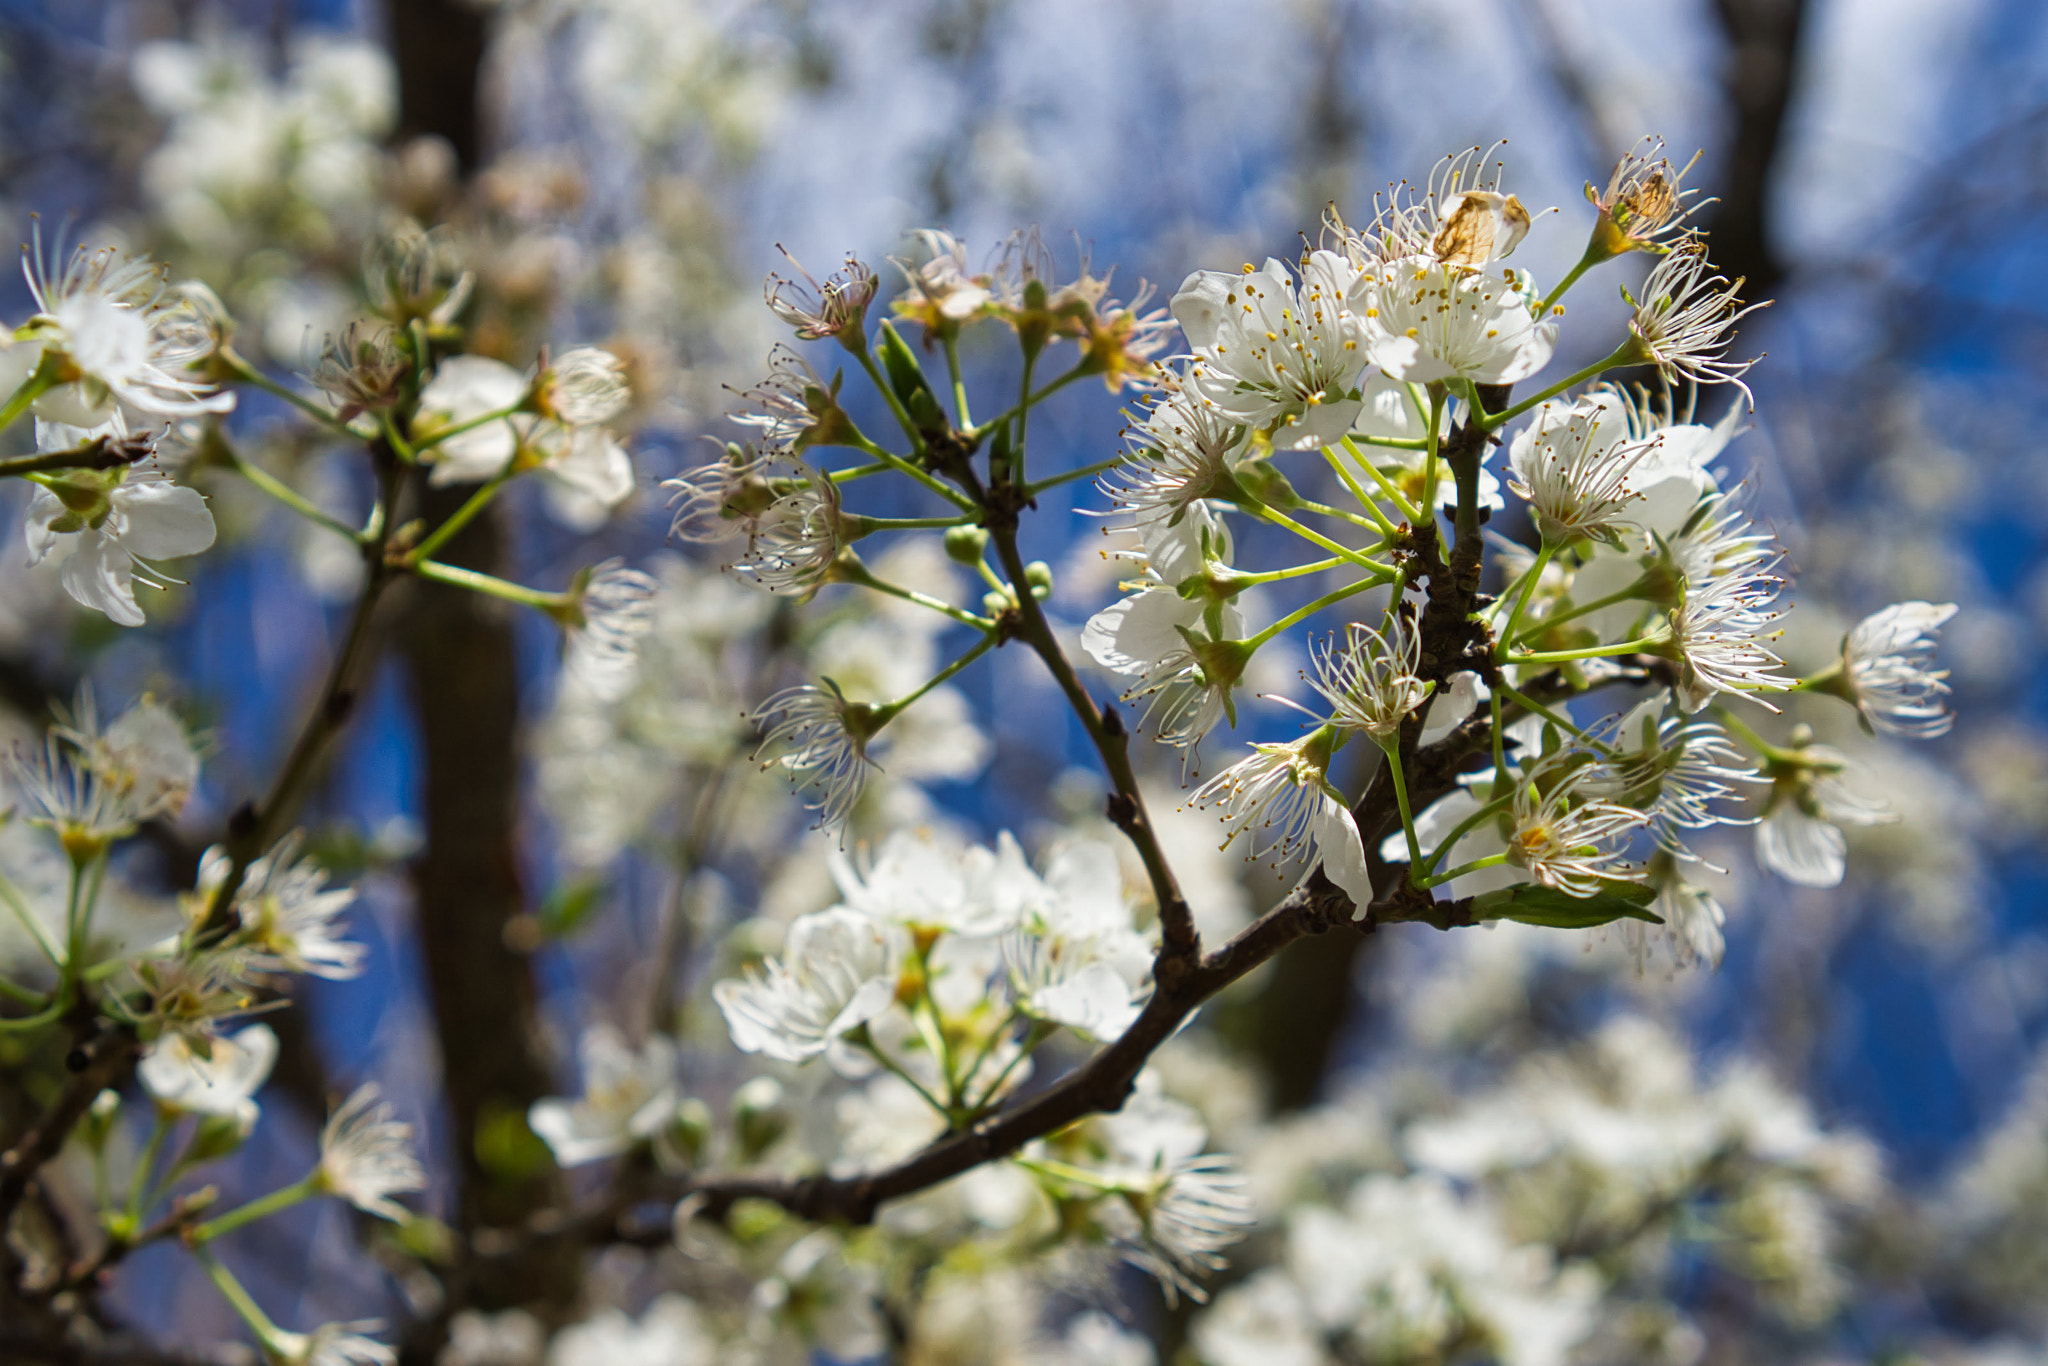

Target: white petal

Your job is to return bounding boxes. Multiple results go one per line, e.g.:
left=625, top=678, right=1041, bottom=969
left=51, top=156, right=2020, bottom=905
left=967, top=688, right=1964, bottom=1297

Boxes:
left=110, top=479, right=216, bottom=559
left=60, top=534, right=145, bottom=626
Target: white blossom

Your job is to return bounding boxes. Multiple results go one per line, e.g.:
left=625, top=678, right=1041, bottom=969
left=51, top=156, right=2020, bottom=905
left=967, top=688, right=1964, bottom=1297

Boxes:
left=25, top=446, right=217, bottom=628
left=1586, top=136, right=1706, bottom=256
left=1756, top=745, right=1897, bottom=888
left=137, top=1022, right=277, bottom=1124
left=1172, top=251, right=1371, bottom=448
left=1090, top=1088, right=1256, bottom=1302
left=1505, top=757, right=1650, bottom=897
left=207, top=833, right=365, bottom=980
left=316, top=1084, right=426, bottom=1221
left=547, top=1296, right=714, bottom=1366
left=713, top=907, right=903, bottom=1065
left=1099, top=384, right=1251, bottom=523
left=1361, top=145, right=1532, bottom=268
left=527, top=1025, right=678, bottom=1166
left=560, top=560, right=659, bottom=704
left=1360, top=255, right=1555, bottom=386
left=13, top=231, right=233, bottom=424
left=1625, top=242, right=1768, bottom=402
left=749, top=1229, right=886, bottom=1360
left=751, top=680, right=881, bottom=829
left=1188, top=729, right=1374, bottom=910
left=1082, top=505, right=1246, bottom=752
left=56, top=692, right=202, bottom=822
left=415, top=354, right=634, bottom=526
left=269, top=1324, right=395, bottom=1366
left=765, top=246, right=877, bottom=343
left=1662, top=558, right=1790, bottom=711
left=726, top=461, right=846, bottom=595
left=1506, top=396, right=1662, bottom=547
left=891, top=229, right=994, bottom=328
left=1309, top=618, right=1429, bottom=745
left=1841, top=601, right=1957, bottom=739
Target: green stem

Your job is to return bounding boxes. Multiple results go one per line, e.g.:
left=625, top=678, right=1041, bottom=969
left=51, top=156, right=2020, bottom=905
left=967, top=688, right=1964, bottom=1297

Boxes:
left=0, top=974, right=43, bottom=1006
left=1421, top=388, right=1446, bottom=518
left=193, top=1244, right=285, bottom=1347
left=1245, top=577, right=1383, bottom=652
left=1507, top=634, right=1666, bottom=666
left=1226, top=556, right=1351, bottom=588
left=826, top=460, right=890, bottom=483
left=1317, top=448, right=1398, bottom=535
left=1339, top=437, right=1423, bottom=522
left=850, top=512, right=977, bottom=532
left=1347, top=432, right=1430, bottom=451
left=0, top=865, right=60, bottom=969
left=943, top=334, right=972, bottom=430
left=410, top=403, right=523, bottom=455
left=972, top=1021, right=1053, bottom=1113
left=1422, top=794, right=1515, bottom=876
left=855, top=1037, right=951, bottom=1120
left=879, top=632, right=999, bottom=717
left=1497, top=683, right=1616, bottom=755
left=1254, top=504, right=1395, bottom=577
left=377, top=409, right=417, bottom=464
left=218, top=350, right=358, bottom=438
left=851, top=435, right=977, bottom=511
left=1379, top=740, right=1426, bottom=877
left=853, top=344, right=930, bottom=458
left=1534, top=253, right=1596, bottom=317
left=1495, top=542, right=1556, bottom=655
left=968, top=361, right=1091, bottom=440
left=58, top=861, right=85, bottom=1000
left=1477, top=342, right=1637, bottom=430
left=225, top=448, right=361, bottom=542
left=1296, top=496, right=1391, bottom=536
left=835, top=558, right=994, bottom=630
left=125, top=1112, right=173, bottom=1225
left=1414, top=852, right=1509, bottom=890
left=1713, top=705, right=1790, bottom=763
left=0, top=998, right=67, bottom=1031
left=410, top=559, right=566, bottom=611
left=1011, top=350, right=1037, bottom=489
left=1024, top=454, right=1127, bottom=497
left=193, top=1175, right=317, bottom=1243
left=0, top=369, right=54, bottom=432
left=1510, top=582, right=1647, bottom=647
left=407, top=472, right=513, bottom=564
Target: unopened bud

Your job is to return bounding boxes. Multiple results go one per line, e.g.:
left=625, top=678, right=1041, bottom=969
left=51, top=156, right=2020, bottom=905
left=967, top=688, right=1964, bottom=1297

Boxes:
left=1024, top=560, right=1054, bottom=600
left=81, top=1089, right=121, bottom=1152
left=732, top=1076, right=788, bottom=1161
left=185, top=1108, right=258, bottom=1166
left=943, top=525, right=990, bottom=564
left=664, top=1098, right=714, bottom=1169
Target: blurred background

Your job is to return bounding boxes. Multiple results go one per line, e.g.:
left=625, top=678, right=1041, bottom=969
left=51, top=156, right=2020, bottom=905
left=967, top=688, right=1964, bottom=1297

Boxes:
left=2, top=0, right=2047, bottom=1362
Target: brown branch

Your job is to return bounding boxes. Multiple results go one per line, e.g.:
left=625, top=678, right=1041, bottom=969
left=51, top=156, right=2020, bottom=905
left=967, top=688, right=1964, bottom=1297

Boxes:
left=0, top=1028, right=141, bottom=1237
left=982, top=491, right=1201, bottom=978
left=0, top=1327, right=216, bottom=1366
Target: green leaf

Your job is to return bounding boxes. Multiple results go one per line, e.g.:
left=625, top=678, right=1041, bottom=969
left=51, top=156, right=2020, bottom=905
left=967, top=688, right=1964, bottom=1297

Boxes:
left=877, top=322, right=940, bottom=414
left=1472, top=878, right=1663, bottom=929
left=536, top=876, right=605, bottom=940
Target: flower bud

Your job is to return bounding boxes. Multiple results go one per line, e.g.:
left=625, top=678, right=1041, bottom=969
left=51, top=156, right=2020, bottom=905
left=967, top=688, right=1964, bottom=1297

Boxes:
left=732, top=1076, right=788, bottom=1161
left=81, top=1088, right=121, bottom=1152
left=1024, top=560, right=1054, bottom=601
left=663, top=1097, right=714, bottom=1169
left=943, top=525, right=990, bottom=565
left=185, top=1108, right=258, bottom=1166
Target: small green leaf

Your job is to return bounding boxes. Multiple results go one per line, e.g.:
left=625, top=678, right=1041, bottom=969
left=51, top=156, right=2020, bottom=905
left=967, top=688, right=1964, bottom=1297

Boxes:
left=536, top=876, right=605, bottom=939
left=876, top=322, right=940, bottom=413
left=1472, top=879, right=1663, bottom=929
